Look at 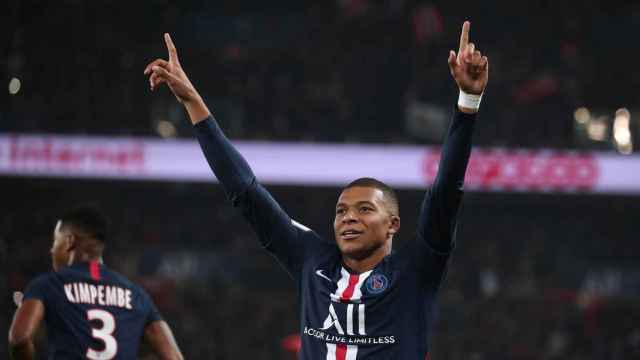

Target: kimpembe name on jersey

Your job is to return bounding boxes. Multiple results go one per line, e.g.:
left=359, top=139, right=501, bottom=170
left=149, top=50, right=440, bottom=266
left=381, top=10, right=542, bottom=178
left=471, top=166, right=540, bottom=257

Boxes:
left=303, top=327, right=396, bottom=346
left=64, top=282, right=133, bottom=309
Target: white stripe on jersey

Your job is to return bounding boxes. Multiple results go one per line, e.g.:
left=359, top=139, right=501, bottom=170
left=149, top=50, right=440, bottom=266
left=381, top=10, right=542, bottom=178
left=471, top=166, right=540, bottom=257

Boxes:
left=330, top=268, right=372, bottom=303
left=333, top=268, right=351, bottom=300
left=326, top=343, right=337, bottom=360
left=291, top=219, right=312, bottom=232
left=325, top=267, right=372, bottom=359
left=358, top=304, right=366, bottom=335
left=346, top=304, right=354, bottom=335
left=325, top=343, right=358, bottom=360
left=346, top=345, right=358, bottom=360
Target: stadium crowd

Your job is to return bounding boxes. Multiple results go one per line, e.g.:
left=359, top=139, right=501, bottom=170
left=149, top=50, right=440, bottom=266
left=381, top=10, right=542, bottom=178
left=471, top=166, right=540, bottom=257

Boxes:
left=4, top=0, right=639, bottom=149
left=4, top=0, right=640, bottom=358
left=4, top=178, right=640, bottom=359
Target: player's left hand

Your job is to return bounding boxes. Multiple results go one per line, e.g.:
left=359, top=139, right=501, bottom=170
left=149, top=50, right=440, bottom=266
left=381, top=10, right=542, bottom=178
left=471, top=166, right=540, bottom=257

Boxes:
left=13, top=291, right=23, bottom=308
left=448, top=21, right=489, bottom=95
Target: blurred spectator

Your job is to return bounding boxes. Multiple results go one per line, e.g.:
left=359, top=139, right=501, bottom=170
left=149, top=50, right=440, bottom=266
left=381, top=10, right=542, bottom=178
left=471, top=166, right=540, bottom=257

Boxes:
left=4, top=0, right=640, bottom=151
left=3, top=178, right=640, bottom=358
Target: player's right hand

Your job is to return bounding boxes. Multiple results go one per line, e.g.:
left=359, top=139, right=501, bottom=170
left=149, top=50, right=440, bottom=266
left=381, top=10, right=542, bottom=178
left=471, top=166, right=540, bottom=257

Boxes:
left=144, top=33, right=201, bottom=104
left=447, top=21, right=489, bottom=96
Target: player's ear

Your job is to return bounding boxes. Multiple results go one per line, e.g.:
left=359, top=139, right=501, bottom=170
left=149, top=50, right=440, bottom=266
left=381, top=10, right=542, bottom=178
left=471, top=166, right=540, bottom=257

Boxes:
left=65, top=234, right=77, bottom=251
left=388, top=215, right=400, bottom=236
left=64, top=234, right=77, bottom=266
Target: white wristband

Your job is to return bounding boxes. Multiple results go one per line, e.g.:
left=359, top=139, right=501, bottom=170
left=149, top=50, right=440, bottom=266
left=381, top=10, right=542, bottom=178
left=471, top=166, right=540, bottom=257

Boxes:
left=458, top=90, right=483, bottom=110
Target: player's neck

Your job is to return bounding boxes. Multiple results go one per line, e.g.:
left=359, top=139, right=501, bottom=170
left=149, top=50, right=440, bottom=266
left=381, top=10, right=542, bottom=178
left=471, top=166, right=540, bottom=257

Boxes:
left=342, top=242, right=391, bottom=274
left=69, top=252, right=103, bottom=266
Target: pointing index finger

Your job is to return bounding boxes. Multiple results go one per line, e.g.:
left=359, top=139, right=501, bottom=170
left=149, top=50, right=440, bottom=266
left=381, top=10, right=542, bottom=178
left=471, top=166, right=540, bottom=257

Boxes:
left=164, top=33, right=179, bottom=63
left=458, top=21, right=470, bottom=55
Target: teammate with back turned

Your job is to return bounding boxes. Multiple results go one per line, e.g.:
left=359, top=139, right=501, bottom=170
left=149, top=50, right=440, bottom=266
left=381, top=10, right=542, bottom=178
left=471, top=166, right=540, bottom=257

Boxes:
left=145, top=20, right=488, bottom=359
left=8, top=206, right=183, bottom=360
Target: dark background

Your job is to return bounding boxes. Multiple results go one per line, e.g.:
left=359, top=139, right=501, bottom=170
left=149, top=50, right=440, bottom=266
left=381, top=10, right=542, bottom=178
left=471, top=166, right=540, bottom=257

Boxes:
left=4, top=178, right=640, bottom=359
left=3, top=0, right=640, bottom=359
left=3, top=0, right=639, bottom=148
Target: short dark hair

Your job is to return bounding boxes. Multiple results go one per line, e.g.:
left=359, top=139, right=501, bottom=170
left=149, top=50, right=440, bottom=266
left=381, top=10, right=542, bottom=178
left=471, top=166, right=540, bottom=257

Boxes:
left=343, top=177, right=399, bottom=216
left=59, top=205, right=108, bottom=243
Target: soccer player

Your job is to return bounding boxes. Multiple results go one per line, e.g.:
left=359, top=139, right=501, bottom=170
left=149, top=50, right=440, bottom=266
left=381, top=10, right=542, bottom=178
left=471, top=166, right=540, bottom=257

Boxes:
left=8, top=206, right=183, bottom=360
left=146, top=20, right=488, bottom=359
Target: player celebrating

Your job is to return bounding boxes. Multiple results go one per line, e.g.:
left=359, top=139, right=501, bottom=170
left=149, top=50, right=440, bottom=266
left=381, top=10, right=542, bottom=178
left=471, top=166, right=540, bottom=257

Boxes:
left=146, top=20, right=487, bottom=359
left=8, top=206, right=183, bottom=360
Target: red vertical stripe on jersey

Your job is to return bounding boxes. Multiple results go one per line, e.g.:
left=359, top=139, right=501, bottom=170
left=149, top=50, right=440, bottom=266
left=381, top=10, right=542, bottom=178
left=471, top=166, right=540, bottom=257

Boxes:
left=336, top=344, right=347, bottom=360
left=89, top=261, right=101, bottom=281
left=340, top=274, right=359, bottom=303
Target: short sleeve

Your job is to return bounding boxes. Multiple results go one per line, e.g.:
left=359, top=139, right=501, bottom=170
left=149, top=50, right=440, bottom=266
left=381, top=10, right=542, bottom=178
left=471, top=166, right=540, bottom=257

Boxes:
left=141, top=290, right=163, bottom=325
left=22, top=274, right=51, bottom=303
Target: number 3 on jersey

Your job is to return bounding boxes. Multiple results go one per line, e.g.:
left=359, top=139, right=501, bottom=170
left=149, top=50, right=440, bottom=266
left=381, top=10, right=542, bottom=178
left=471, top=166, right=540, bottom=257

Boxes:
left=86, top=309, right=117, bottom=360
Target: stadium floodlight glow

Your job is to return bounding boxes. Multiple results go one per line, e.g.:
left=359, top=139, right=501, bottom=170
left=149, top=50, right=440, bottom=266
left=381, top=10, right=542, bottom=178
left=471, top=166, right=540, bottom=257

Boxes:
left=613, top=108, right=633, bottom=154
left=614, top=127, right=630, bottom=145
left=156, top=120, right=177, bottom=138
left=8, top=77, right=21, bottom=95
left=586, top=117, right=608, bottom=141
left=613, top=108, right=631, bottom=144
left=574, top=107, right=590, bottom=124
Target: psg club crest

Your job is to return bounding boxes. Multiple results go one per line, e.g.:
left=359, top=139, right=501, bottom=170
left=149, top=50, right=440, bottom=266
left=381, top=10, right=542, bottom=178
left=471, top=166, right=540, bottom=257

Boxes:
left=366, top=274, right=388, bottom=294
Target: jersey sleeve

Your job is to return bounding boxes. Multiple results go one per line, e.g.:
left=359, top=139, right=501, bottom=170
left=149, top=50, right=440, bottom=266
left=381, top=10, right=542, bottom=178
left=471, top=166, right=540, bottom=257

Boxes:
left=141, top=289, right=162, bottom=325
left=193, top=116, right=323, bottom=277
left=414, top=108, right=476, bottom=287
left=22, top=273, right=51, bottom=303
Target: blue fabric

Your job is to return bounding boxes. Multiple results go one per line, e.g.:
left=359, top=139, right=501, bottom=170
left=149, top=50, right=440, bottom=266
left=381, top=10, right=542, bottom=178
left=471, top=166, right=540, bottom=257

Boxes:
left=194, top=109, right=476, bottom=358
left=23, top=262, right=161, bottom=359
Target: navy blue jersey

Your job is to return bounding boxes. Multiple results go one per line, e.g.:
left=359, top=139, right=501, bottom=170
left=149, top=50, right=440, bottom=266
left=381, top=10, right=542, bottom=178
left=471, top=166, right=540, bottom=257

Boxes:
left=23, top=261, right=162, bottom=359
left=194, top=108, right=475, bottom=359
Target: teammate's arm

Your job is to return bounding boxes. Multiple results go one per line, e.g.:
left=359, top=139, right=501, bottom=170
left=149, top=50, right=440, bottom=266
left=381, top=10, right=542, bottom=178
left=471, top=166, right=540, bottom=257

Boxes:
left=418, top=21, right=489, bottom=254
left=8, top=299, right=44, bottom=360
left=144, top=34, right=321, bottom=275
left=144, top=320, right=184, bottom=360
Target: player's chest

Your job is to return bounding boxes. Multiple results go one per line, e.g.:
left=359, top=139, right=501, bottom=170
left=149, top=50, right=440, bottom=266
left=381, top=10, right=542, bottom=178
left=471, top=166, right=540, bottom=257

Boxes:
left=307, top=265, right=395, bottom=302
left=302, top=263, right=418, bottom=330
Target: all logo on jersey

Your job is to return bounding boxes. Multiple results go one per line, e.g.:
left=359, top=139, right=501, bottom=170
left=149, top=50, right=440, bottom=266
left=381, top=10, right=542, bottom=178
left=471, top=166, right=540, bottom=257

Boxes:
left=365, top=273, right=388, bottom=294
left=302, top=268, right=396, bottom=357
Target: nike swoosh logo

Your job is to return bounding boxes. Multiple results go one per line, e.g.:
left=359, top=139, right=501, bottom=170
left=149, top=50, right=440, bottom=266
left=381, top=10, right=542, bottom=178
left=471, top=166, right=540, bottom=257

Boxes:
left=315, top=269, right=332, bottom=282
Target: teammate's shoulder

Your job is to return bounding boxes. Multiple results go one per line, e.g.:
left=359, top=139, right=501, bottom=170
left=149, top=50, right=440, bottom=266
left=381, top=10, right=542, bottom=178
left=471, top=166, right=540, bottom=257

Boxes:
left=22, top=271, right=57, bottom=299
left=101, top=266, right=139, bottom=288
left=29, top=269, right=60, bottom=284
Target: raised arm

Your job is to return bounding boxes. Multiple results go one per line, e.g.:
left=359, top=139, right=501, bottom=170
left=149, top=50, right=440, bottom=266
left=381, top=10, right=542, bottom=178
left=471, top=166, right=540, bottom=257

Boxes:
left=144, top=34, right=322, bottom=276
left=418, top=21, right=489, bottom=253
left=144, top=34, right=255, bottom=196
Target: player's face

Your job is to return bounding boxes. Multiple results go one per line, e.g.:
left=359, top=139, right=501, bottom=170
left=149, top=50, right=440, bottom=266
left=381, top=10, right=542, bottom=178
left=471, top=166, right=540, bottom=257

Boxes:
left=334, top=186, right=398, bottom=260
left=50, top=221, right=72, bottom=271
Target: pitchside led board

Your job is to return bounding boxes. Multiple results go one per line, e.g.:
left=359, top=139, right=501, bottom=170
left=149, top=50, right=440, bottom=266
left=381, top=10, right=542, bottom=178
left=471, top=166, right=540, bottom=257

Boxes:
left=1, top=133, right=640, bottom=194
